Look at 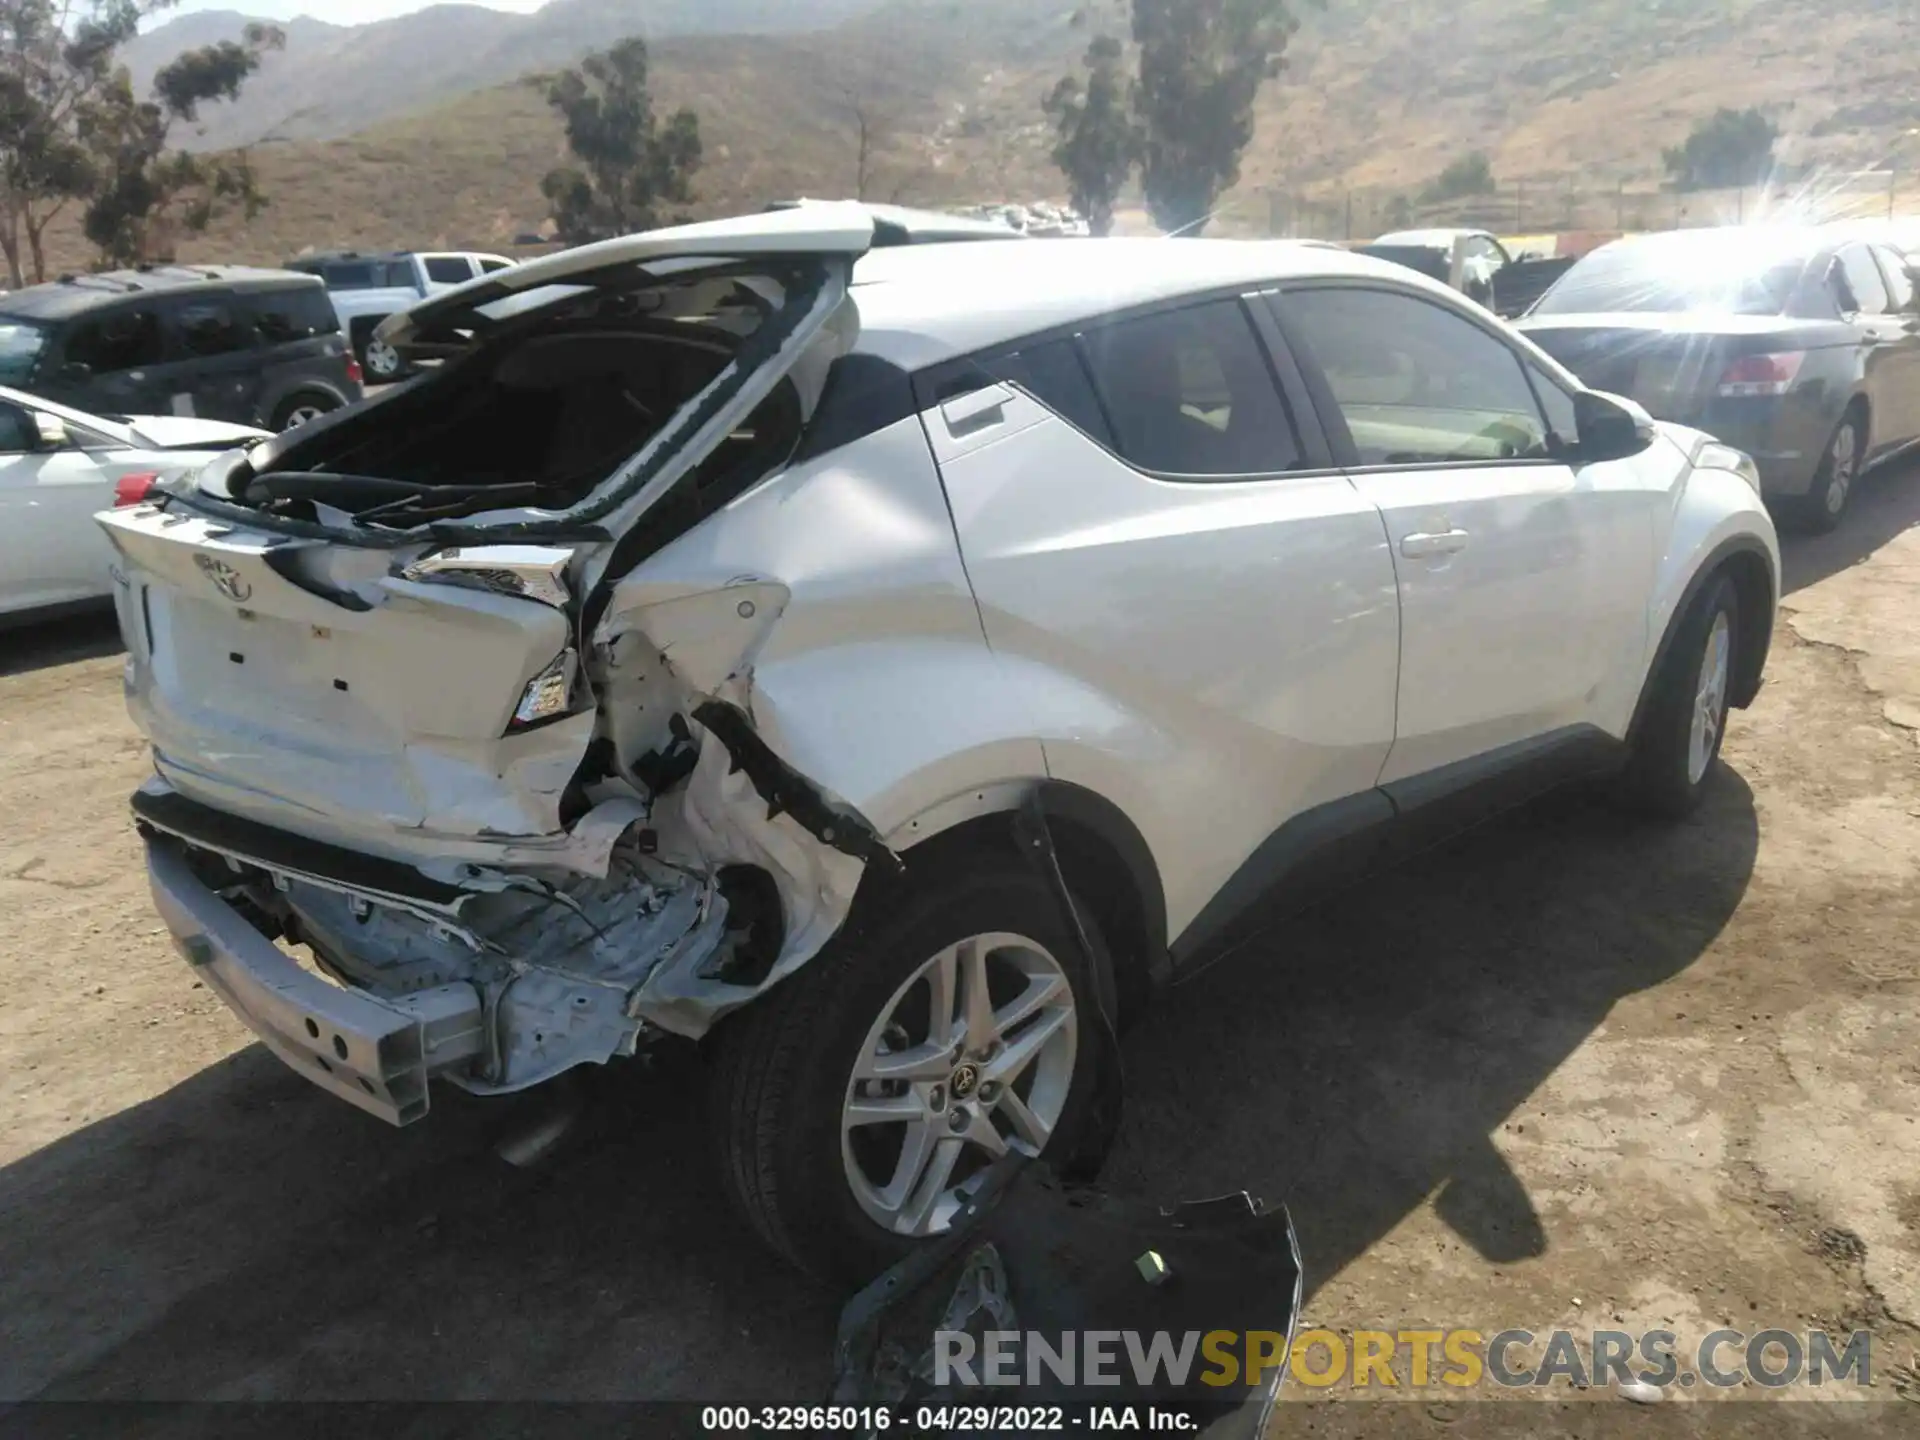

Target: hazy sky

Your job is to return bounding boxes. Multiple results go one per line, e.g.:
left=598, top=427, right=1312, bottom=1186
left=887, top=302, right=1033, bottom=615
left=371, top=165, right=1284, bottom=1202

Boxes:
left=165, top=0, right=545, bottom=23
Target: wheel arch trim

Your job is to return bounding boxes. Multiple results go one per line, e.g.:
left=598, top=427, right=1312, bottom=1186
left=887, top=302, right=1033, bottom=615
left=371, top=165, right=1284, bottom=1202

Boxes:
left=1627, top=533, right=1777, bottom=746
left=885, top=776, right=1171, bottom=1007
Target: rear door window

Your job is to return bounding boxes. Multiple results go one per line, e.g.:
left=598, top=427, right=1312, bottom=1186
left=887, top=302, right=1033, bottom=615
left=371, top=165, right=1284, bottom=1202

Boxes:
left=248, top=286, right=340, bottom=342
left=64, top=307, right=164, bottom=374
left=169, top=299, right=250, bottom=358
left=1837, top=246, right=1890, bottom=316
left=424, top=255, right=476, bottom=285
left=1873, top=245, right=1915, bottom=312
left=1077, top=299, right=1301, bottom=477
left=322, top=261, right=377, bottom=290
left=986, top=338, right=1113, bottom=446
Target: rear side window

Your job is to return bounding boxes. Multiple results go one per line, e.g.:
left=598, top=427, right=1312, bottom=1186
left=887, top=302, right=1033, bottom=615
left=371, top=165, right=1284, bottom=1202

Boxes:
left=65, top=307, right=163, bottom=374
left=424, top=256, right=474, bottom=284
left=171, top=299, right=249, bottom=357
left=1282, top=287, right=1552, bottom=466
left=986, top=338, right=1113, bottom=445
left=1873, top=245, right=1914, bottom=313
left=480, top=258, right=513, bottom=274
left=1837, top=246, right=1890, bottom=316
left=322, top=261, right=377, bottom=289
left=248, top=286, right=339, bottom=342
left=1078, top=300, right=1301, bottom=476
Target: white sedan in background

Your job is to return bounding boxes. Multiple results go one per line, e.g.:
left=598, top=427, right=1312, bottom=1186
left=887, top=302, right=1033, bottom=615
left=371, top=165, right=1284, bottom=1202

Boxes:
left=0, top=386, right=265, bottom=625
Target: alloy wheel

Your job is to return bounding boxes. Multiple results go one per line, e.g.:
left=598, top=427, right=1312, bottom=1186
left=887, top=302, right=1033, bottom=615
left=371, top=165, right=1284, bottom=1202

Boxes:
left=1688, top=609, right=1732, bottom=786
left=365, top=338, right=402, bottom=381
left=1824, top=422, right=1859, bottom=517
left=841, top=931, right=1077, bottom=1237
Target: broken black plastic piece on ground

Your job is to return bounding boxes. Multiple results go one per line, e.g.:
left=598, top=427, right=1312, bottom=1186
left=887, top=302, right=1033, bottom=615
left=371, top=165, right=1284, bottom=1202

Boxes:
left=832, top=1156, right=1303, bottom=1439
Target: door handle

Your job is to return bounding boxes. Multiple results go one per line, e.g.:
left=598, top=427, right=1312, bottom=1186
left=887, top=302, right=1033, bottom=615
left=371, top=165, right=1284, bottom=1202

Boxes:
left=1400, top=528, right=1470, bottom=559
left=941, top=383, right=1016, bottom=436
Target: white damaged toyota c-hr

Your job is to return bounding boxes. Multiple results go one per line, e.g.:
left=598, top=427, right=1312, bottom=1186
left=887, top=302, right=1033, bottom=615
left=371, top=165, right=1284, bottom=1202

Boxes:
left=97, top=202, right=1779, bottom=1281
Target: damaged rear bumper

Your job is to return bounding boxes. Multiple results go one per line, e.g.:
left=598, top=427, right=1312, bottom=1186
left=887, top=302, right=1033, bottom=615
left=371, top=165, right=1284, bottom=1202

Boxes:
left=147, top=839, right=485, bottom=1125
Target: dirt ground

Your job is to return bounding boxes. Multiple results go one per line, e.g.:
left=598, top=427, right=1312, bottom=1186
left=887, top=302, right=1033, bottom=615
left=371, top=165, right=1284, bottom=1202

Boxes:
left=3, top=467, right=1919, bottom=1433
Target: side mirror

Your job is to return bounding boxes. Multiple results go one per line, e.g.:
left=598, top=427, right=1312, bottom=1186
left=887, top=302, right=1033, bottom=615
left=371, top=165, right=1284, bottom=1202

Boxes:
left=1574, top=389, right=1656, bottom=463
left=31, top=412, right=69, bottom=449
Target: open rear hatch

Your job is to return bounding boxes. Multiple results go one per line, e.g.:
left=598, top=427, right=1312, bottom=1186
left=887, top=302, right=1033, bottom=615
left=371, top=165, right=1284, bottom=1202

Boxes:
left=98, top=205, right=875, bottom=869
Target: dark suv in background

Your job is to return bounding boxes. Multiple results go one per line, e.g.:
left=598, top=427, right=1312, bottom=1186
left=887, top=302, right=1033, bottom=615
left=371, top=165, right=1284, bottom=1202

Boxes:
left=0, top=266, right=363, bottom=432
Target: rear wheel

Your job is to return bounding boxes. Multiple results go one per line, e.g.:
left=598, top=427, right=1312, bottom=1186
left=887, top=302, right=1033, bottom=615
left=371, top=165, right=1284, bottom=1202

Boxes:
left=362, top=334, right=405, bottom=384
left=1616, top=573, right=1740, bottom=820
left=272, top=391, right=339, bottom=431
left=707, top=851, right=1111, bottom=1284
left=1797, top=410, right=1863, bottom=534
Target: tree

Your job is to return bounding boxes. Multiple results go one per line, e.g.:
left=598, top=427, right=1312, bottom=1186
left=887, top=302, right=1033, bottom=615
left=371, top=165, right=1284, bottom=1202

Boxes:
left=1130, top=0, right=1307, bottom=236
left=845, top=90, right=882, bottom=201
left=1042, top=33, right=1136, bottom=237
left=81, top=22, right=283, bottom=267
left=0, top=0, right=148, bottom=285
left=1421, top=150, right=1496, bottom=204
left=538, top=37, right=701, bottom=246
left=1664, top=107, right=1779, bottom=192
left=0, top=2, right=281, bottom=282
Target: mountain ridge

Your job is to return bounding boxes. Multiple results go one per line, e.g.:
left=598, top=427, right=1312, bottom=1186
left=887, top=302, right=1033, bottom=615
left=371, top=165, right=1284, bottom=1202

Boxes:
left=42, top=0, right=1920, bottom=278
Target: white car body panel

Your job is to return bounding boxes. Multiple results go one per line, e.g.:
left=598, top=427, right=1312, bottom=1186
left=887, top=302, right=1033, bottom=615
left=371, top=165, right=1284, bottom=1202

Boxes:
left=1349, top=447, right=1663, bottom=783
left=0, top=391, right=267, bottom=619
left=0, top=448, right=123, bottom=613
left=922, top=387, right=1400, bottom=941
left=594, top=413, right=1046, bottom=843
left=122, top=416, right=268, bottom=451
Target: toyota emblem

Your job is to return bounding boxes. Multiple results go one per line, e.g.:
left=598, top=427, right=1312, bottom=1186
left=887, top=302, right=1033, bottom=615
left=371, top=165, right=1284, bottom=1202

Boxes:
left=194, top=554, right=253, bottom=603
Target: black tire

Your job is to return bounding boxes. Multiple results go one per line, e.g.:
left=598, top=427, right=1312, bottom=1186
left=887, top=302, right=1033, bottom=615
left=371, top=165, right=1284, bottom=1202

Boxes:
left=353, top=316, right=405, bottom=383
left=271, top=391, right=341, bottom=431
left=1616, top=573, right=1740, bottom=820
left=1794, top=408, right=1864, bottom=535
left=707, top=846, right=1114, bottom=1285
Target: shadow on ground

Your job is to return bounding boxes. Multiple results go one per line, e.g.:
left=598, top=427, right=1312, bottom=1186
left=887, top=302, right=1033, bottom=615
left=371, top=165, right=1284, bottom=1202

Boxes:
left=0, top=608, right=121, bottom=677
left=0, top=770, right=1759, bottom=1404
left=1782, top=456, right=1920, bottom=596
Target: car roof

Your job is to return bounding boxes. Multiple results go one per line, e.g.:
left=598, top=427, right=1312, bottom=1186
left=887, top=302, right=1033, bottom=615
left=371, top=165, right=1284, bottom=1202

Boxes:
left=1588, top=224, right=1838, bottom=263
left=289, top=250, right=407, bottom=265
left=844, top=236, right=1434, bottom=369
left=0, top=265, right=322, bottom=321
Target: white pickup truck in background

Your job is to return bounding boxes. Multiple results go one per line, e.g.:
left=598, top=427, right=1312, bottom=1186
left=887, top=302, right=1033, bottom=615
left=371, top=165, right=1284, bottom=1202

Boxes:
left=284, top=250, right=516, bottom=382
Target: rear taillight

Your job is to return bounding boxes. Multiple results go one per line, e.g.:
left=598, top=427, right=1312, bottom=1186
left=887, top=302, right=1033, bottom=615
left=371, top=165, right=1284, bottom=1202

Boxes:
left=345, top=355, right=364, bottom=386
left=1716, top=352, right=1805, bottom=397
left=114, top=472, right=159, bottom=507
